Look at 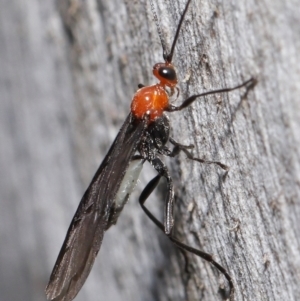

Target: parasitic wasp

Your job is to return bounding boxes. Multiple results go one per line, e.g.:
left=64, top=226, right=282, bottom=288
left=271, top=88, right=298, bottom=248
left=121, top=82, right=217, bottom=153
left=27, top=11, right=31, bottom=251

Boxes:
left=46, top=0, right=255, bottom=300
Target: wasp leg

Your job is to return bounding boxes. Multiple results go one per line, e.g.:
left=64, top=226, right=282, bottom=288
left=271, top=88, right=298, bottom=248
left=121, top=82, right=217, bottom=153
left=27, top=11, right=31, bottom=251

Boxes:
left=167, top=77, right=256, bottom=112
left=149, top=157, right=175, bottom=235
left=158, top=138, right=228, bottom=171
left=169, top=138, right=229, bottom=171
left=138, top=173, right=234, bottom=299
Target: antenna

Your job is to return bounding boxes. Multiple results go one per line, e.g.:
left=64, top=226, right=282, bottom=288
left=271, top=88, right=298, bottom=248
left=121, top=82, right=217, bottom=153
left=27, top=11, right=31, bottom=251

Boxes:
left=150, top=0, right=193, bottom=63
left=166, top=0, right=192, bottom=63
left=149, top=0, right=168, bottom=59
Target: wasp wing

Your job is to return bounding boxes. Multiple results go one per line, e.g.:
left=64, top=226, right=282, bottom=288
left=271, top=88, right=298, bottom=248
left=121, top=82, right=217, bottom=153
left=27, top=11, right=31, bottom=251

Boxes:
left=46, top=114, right=147, bottom=301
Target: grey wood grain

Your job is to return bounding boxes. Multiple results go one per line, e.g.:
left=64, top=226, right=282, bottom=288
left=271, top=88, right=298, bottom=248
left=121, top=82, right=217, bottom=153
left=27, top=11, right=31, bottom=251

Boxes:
left=1, top=0, right=299, bottom=301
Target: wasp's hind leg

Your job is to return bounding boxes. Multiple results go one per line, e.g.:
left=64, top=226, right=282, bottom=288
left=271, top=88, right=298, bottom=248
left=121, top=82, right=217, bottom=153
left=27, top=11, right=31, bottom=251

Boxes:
left=138, top=169, right=234, bottom=299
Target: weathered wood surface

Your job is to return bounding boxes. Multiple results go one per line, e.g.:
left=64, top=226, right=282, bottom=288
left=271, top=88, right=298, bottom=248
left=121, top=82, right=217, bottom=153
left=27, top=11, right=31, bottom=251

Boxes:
left=1, top=0, right=300, bottom=300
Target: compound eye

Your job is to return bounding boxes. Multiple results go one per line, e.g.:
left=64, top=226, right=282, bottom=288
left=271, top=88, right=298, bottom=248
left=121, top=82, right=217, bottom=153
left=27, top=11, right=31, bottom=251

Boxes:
left=158, top=66, right=177, bottom=81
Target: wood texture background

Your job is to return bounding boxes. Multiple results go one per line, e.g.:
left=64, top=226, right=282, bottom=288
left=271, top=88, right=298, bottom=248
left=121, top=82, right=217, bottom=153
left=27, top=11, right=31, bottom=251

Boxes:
left=0, top=0, right=299, bottom=300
